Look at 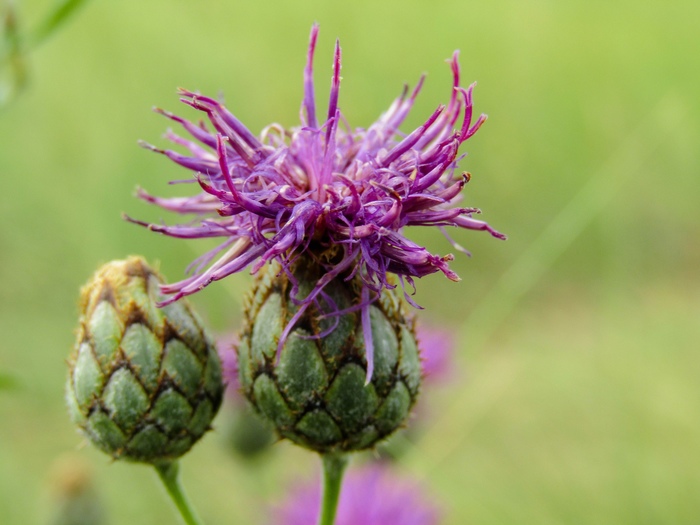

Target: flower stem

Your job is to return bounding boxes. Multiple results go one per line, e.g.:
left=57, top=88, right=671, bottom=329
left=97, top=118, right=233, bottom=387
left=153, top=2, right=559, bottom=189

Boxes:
left=317, top=453, right=348, bottom=525
left=155, top=461, right=205, bottom=525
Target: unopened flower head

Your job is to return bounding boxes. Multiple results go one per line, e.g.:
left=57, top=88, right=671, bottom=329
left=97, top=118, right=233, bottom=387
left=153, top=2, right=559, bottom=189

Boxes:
left=272, top=464, right=442, bottom=525
left=129, top=24, right=505, bottom=375
left=66, top=257, right=224, bottom=464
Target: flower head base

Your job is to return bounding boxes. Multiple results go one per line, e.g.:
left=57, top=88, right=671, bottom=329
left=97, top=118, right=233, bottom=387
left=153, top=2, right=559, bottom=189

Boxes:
left=237, top=259, right=421, bottom=453
left=129, top=24, right=504, bottom=377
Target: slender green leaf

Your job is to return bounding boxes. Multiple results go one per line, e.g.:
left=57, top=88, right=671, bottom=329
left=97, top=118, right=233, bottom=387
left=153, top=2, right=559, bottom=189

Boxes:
left=29, top=0, right=92, bottom=48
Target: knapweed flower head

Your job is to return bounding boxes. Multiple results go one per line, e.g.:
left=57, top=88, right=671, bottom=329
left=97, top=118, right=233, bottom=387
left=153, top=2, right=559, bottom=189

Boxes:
left=272, top=464, right=442, bottom=525
left=129, top=24, right=504, bottom=377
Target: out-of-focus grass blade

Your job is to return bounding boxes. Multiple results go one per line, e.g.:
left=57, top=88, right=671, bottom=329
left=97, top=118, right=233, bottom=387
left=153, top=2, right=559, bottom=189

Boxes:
left=28, top=0, right=91, bottom=48
left=1, top=0, right=93, bottom=107
left=405, top=91, right=688, bottom=477
left=1, top=0, right=28, bottom=107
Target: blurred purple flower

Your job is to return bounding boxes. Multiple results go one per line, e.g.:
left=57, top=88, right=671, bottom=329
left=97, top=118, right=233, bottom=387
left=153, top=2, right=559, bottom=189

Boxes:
left=216, top=333, right=241, bottom=402
left=272, top=464, right=442, bottom=525
left=416, top=322, right=457, bottom=384
left=129, top=24, right=504, bottom=376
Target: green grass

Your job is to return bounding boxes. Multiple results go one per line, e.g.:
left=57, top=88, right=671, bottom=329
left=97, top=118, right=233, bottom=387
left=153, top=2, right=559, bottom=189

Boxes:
left=411, top=284, right=700, bottom=525
left=1, top=0, right=699, bottom=523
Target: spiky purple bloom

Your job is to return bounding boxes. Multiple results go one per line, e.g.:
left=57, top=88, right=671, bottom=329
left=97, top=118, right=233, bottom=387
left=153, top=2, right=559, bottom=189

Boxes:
left=129, top=25, right=504, bottom=374
left=272, top=464, right=441, bottom=525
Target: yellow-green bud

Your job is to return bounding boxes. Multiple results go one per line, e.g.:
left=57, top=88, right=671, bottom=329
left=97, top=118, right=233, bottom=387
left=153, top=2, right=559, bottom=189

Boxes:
left=66, top=257, right=223, bottom=463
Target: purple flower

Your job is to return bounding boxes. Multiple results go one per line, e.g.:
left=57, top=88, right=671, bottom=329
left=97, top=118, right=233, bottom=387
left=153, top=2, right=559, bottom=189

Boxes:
left=128, top=24, right=504, bottom=372
left=272, top=464, right=442, bottom=525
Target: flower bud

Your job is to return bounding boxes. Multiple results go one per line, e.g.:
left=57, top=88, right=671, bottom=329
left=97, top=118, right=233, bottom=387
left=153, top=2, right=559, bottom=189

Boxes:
left=66, top=257, right=224, bottom=463
left=226, top=406, right=276, bottom=458
left=237, top=258, right=422, bottom=453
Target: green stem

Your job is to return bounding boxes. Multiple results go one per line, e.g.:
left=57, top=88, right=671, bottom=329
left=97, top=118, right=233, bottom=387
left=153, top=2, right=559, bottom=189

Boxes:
left=155, top=462, right=205, bottom=525
left=317, top=453, right=348, bottom=525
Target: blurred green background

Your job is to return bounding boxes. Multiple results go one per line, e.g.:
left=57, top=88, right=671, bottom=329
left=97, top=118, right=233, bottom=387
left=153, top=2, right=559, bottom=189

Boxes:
left=1, top=0, right=699, bottom=523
